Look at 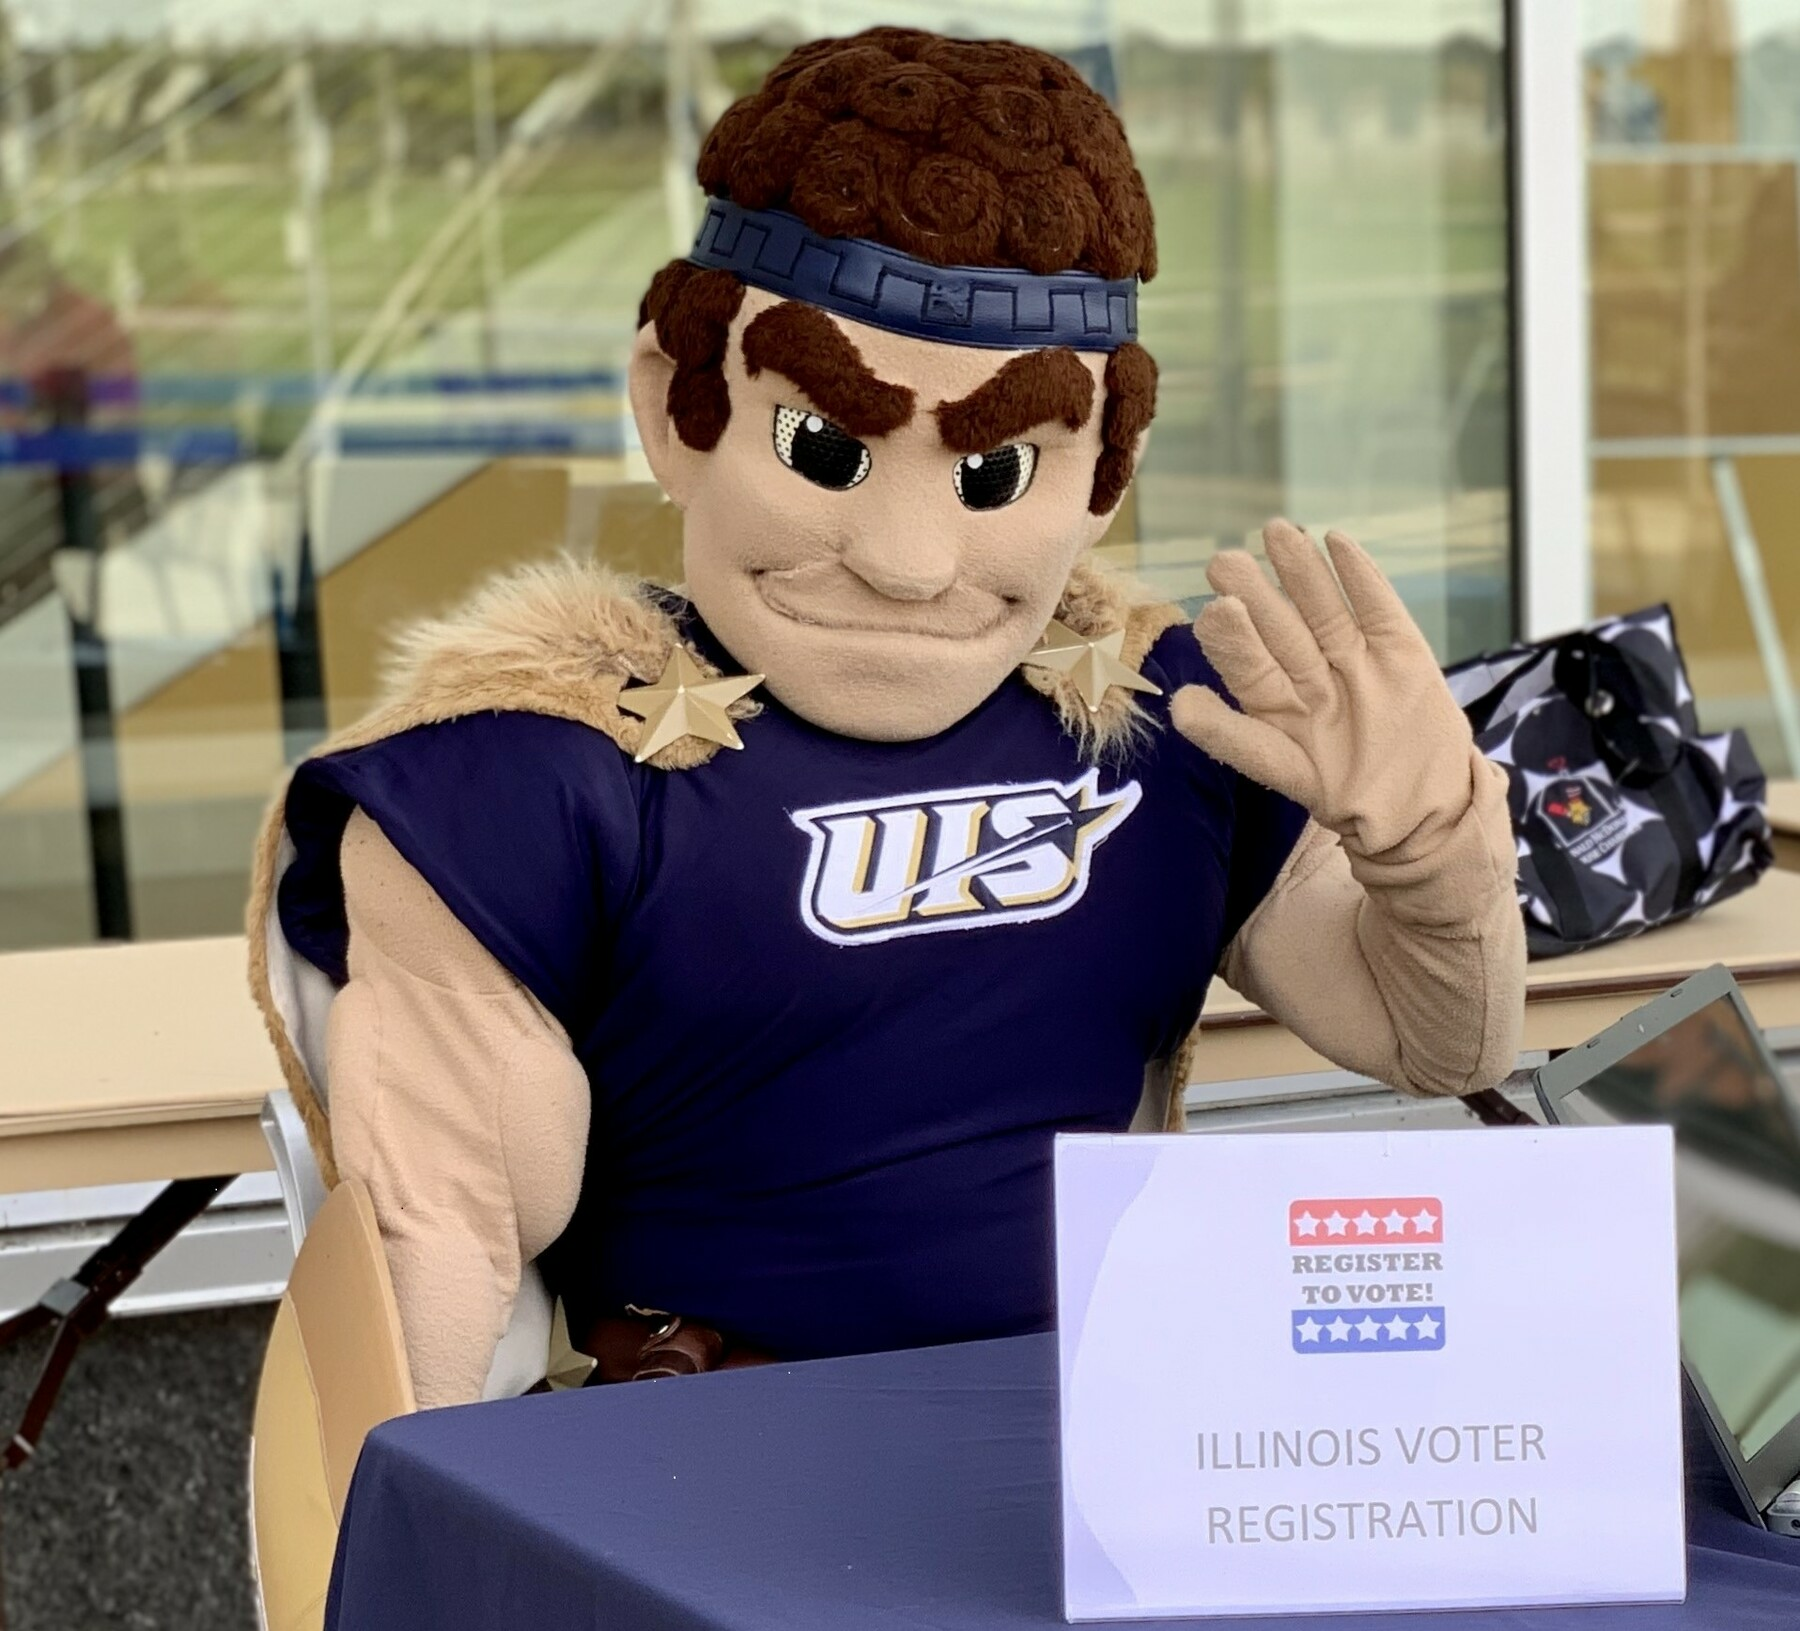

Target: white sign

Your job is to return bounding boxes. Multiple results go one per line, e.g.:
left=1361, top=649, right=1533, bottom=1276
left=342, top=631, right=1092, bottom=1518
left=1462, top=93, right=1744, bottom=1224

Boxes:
left=1055, top=1127, right=1684, bottom=1621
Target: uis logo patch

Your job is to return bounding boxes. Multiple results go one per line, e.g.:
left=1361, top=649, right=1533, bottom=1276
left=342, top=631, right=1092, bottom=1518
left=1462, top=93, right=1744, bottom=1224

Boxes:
left=790, top=770, right=1141, bottom=947
left=1288, top=1197, right=1447, bottom=1356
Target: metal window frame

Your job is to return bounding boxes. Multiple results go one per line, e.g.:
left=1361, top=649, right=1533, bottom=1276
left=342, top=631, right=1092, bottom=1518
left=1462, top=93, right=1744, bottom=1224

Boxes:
left=1508, top=0, right=1592, bottom=641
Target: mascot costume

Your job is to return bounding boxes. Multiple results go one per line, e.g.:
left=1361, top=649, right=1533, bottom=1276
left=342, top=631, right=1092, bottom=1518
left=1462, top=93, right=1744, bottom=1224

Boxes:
left=248, top=30, right=1526, bottom=1408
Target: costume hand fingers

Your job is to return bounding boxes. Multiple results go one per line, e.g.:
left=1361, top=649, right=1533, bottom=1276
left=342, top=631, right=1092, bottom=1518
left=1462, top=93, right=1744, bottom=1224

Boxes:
left=1323, top=531, right=1432, bottom=657
left=1262, top=518, right=1365, bottom=666
left=1194, top=596, right=1304, bottom=720
left=1170, top=684, right=1321, bottom=809
left=1205, top=547, right=1330, bottom=697
left=1204, top=548, right=1269, bottom=603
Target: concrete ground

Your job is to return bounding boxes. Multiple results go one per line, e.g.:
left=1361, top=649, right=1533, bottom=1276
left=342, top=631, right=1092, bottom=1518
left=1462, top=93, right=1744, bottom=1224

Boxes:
left=0, top=1303, right=271, bottom=1630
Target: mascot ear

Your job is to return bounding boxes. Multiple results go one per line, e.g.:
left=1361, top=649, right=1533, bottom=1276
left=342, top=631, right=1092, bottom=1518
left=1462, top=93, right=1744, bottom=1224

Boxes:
left=628, top=323, right=701, bottom=508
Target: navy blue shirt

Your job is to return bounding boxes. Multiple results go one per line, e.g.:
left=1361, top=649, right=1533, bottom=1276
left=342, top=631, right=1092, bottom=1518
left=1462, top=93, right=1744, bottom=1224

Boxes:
left=281, top=611, right=1307, bottom=1360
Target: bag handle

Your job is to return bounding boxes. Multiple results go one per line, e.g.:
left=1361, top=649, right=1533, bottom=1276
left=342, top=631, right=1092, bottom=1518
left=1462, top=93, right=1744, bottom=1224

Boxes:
left=1550, top=634, right=1681, bottom=782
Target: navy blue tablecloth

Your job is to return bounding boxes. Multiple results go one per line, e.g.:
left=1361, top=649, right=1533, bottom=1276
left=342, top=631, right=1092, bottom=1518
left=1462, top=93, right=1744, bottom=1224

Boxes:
left=325, top=1334, right=1800, bottom=1630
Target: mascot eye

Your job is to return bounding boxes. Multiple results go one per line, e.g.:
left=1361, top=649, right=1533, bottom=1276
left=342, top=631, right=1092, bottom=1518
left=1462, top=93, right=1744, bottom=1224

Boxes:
left=953, top=444, right=1038, bottom=511
left=772, top=406, right=871, bottom=491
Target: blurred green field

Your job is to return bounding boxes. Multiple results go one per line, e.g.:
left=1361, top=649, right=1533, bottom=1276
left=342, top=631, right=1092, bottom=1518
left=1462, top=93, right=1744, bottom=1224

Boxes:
left=4, top=36, right=1507, bottom=386
left=0, top=32, right=1513, bottom=642
left=42, top=149, right=663, bottom=376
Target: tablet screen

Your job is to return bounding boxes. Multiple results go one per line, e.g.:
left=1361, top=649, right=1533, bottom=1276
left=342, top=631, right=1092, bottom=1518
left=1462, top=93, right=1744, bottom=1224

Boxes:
left=1558, top=995, right=1800, bottom=1460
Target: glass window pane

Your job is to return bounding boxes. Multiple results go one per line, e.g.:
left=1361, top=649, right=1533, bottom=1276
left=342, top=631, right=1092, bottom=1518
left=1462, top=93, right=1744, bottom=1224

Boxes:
left=1588, top=0, right=1800, bottom=777
left=0, top=4, right=1514, bottom=948
left=1127, top=1, right=1512, bottom=661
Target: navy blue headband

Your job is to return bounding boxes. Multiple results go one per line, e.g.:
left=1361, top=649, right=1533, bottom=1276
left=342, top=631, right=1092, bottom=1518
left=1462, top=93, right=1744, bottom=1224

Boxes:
left=686, top=197, right=1137, bottom=353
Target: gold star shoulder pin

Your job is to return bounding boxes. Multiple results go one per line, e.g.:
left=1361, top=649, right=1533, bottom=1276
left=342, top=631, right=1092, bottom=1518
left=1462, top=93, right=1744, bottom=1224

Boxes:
left=617, top=647, right=763, bottom=763
left=1021, top=620, right=1162, bottom=714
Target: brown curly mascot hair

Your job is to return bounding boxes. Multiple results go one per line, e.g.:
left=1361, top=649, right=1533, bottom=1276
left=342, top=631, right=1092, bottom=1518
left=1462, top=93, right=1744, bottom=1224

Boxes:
left=637, top=29, right=1157, bottom=516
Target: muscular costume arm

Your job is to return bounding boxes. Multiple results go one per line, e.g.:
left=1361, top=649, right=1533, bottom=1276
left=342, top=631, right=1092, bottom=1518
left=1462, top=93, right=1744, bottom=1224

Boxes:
left=1220, top=752, right=1525, bottom=1098
left=326, top=808, right=589, bottom=1408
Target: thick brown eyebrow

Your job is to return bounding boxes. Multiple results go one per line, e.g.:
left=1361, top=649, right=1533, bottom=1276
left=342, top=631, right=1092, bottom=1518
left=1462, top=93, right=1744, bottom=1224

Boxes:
left=740, top=302, right=915, bottom=438
left=934, top=347, right=1094, bottom=453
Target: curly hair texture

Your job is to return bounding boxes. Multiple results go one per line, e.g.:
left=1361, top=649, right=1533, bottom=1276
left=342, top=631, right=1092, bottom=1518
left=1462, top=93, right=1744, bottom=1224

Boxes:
left=1092, top=343, right=1158, bottom=516
left=657, top=30, right=1158, bottom=514
left=638, top=261, right=747, bottom=453
left=697, top=30, right=1154, bottom=279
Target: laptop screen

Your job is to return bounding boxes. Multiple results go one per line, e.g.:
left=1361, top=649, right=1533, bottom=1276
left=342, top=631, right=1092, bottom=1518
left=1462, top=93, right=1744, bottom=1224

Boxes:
left=1557, top=994, right=1800, bottom=1460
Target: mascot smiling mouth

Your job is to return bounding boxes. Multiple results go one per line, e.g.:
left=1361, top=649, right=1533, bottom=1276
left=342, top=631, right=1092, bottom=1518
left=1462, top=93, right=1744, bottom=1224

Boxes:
left=752, top=562, right=1015, bottom=640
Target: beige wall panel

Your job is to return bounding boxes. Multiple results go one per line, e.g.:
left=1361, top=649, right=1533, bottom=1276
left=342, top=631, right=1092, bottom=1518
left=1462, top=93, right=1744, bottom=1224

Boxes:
left=1593, top=451, right=1800, bottom=733
left=1, top=627, right=287, bottom=947
left=1592, top=455, right=1768, bottom=700
left=319, top=461, right=573, bottom=731
left=114, top=627, right=286, bottom=805
left=112, top=625, right=285, bottom=940
left=0, top=750, right=82, bottom=817
left=1732, top=454, right=1800, bottom=663
left=574, top=473, right=684, bottom=585
left=1591, top=160, right=1800, bottom=442
left=1635, top=41, right=1736, bottom=146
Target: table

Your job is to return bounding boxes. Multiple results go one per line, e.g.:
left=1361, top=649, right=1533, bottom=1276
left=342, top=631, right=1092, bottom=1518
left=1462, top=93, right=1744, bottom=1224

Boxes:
left=0, top=934, right=279, bottom=1461
left=9, top=885, right=1799, bottom=1173
left=0, top=935, right=277, bottom=1193
left=326, top=1333, right=1800, bottom=1631
left=1194, top=867, right=1800, bottom=1088
left=1769, top=780, right=1800, bottom=872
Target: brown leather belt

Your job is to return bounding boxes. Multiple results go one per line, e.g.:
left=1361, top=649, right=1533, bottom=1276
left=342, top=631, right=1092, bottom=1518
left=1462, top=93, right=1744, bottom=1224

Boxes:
left=577, top=1308, right=776, bottom=1385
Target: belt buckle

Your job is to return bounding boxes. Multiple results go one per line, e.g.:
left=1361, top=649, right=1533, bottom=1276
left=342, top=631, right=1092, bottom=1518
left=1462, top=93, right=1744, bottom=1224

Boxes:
left=623, top=1302, right=678, bottom=1340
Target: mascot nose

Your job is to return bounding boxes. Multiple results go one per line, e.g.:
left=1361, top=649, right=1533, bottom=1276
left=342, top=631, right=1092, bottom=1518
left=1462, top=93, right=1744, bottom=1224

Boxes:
left=840, top=528, right=959, bottom=602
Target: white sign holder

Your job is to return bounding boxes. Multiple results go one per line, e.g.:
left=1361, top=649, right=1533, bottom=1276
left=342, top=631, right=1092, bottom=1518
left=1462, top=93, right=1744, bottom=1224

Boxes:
left=1055, top=1126, right=1684, bottom=1621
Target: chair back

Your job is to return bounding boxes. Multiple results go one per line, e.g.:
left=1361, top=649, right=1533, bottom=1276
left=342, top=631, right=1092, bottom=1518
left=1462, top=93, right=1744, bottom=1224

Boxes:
left=250, top=1176, right=415, bottom=1631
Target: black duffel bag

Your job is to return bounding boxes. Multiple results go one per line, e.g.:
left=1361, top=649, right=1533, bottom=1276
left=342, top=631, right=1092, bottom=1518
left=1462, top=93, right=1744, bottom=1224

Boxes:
left=1443, top=605, right=1773, bottom=958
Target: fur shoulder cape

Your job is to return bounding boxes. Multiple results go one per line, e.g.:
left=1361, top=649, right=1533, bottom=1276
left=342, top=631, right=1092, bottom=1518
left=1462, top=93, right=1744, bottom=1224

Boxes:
left=247, top=553, right=1188, bottom=1176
